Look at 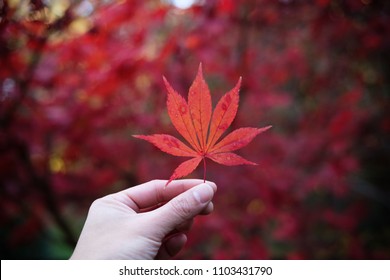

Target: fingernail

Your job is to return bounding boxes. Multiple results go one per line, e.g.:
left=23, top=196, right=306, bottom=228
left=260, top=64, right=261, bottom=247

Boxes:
left=204, top=181, right=217, bottom=192
left=192, top=183, right=214, bottom=204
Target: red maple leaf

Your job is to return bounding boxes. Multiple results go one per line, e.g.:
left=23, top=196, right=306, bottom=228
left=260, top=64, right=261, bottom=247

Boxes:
left=134, top=64, right=271, bottom=185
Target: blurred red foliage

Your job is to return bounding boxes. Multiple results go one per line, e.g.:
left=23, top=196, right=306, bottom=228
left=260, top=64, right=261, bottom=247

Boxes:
left=1, top=0, right=389, bottom=259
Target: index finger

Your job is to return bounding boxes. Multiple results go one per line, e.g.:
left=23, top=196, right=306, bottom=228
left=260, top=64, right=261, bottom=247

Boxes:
left=114, top=179, right=217, bottom=212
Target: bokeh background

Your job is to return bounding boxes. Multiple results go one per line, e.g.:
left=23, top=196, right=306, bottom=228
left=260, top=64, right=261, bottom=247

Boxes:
left=1, top=0, right=389, bottom=259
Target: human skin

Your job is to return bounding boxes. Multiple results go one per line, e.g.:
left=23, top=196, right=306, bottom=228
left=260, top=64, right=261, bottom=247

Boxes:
left=70, top=179, right=216, bottom=259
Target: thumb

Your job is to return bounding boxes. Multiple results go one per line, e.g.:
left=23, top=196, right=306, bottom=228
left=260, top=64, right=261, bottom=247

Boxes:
left=151, top=183, right=215, bottom=235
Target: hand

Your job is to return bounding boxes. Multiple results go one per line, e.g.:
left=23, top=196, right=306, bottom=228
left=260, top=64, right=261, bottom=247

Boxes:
left=70, top=179, right=216, bottom=259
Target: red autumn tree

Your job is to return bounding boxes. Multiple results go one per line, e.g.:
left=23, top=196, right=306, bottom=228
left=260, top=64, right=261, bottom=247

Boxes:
left=0, top=0, right=389, bottom=259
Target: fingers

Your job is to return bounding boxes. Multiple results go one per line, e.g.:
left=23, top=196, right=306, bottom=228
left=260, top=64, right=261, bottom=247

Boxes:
left=150, top=183, right=215, bottom=237
left=175, top=219, right=194, bottom=232
left=139, top=201, right=213, bottom=214
left=156, top=233, right=187, bottom=259
left=200, top=201, right=214, bottom=215
left=155, top=217, right=193, bottom=259
left=115, top=179, right=217, bottom=212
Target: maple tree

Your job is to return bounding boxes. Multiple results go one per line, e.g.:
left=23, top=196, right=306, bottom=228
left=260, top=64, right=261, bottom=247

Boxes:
left=1, top=0, right=389, bottom=259
left=134, top=64, right=271, bottom=185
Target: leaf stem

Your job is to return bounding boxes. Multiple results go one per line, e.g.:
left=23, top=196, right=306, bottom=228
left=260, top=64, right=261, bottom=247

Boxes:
left=203, top=156, right=206, bottom=183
